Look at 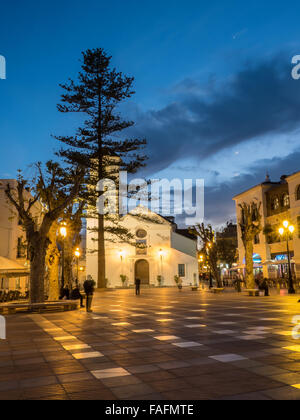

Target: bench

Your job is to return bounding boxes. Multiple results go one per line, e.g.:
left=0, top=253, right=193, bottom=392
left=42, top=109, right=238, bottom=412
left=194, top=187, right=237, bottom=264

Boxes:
left=211, top=288, right=225, bottom=294
left=0, top=301, right=79, bottom=315
left=245, top=289, right=260, bottom=297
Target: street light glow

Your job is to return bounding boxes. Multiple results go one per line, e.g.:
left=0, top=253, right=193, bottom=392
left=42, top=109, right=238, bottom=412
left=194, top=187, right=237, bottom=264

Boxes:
left=283, top=220, right=289, bottom=228
left=158, top=249, right=164, bottom=258
left=60, top=222, right=67, bottom=238
left=289, top=225, right=295, bottom=233
left=119, top=250, right=125, bottom=259
left=74, top=248, right=81, bottom=258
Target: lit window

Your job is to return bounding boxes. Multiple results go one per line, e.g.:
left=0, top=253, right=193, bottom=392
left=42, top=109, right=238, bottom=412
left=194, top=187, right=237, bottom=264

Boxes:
left=178, top=264, right=186, bottom=277
left=17, top=238, right=26, bottom=259
left=282, top=194, right=290, bottom=207
left=271, top=197, right=280, bottom=210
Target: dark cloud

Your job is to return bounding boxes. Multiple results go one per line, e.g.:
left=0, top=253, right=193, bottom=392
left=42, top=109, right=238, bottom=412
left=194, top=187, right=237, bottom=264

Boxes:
left=125, top=52, right=300, bottom=226
left=204, top=148, right=300, bottom=227
left=129, top=53, right=300, bottom=174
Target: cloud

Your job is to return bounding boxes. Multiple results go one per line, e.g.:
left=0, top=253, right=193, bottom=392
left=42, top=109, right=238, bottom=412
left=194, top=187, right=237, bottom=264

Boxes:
left=203, top=148, right=300, bottom=227
left=124, top=52, right=300, bottom=225
left=129, top=53, right=300, bottom=175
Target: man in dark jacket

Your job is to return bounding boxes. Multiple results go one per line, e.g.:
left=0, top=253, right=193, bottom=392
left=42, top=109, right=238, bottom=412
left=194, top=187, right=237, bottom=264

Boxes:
left=70, top=282, right=84, bottom=308
left=83, top=276, right=96, bottom=312
left=135, top=278, right=141, bottom=296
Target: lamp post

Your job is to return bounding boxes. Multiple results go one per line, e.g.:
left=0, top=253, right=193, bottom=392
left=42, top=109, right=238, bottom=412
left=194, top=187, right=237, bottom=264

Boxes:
left=59, top=222, right=67, bottom=289
left=279, top=221, right=295, bottom=294
left=207, top=242, right=213, bottom=289
left=158, top=249, right=164, bottom=278
left=119, top=250, right=125, bottom=276
left=74, top=247, right=81, bottom=283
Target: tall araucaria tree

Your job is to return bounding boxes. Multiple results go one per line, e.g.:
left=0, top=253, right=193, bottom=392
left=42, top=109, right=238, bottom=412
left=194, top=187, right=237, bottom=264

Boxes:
left=55, top=48, right=147, bottom=288
left=5, top=162, right=84, bottom=303
left=239, top=201, right=262, bottom=289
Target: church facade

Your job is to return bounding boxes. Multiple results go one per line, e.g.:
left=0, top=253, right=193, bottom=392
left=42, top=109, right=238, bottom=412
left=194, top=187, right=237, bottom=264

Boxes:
left=86, top=207, right=198, bottom=288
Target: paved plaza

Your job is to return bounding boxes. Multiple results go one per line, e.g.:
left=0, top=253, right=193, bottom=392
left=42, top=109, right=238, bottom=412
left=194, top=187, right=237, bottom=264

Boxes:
left=1, top=288, right=300, bottom=400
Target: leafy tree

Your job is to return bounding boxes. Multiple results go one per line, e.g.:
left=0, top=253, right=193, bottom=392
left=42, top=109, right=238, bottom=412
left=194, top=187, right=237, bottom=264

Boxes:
left=216, top=224, right=238, bottom=268
left=5, top=162, right=83, bottom=303
left=60, top=202, right=85, bottom=288
left=217, top=238, right=237, bottom=268
left=239, top=202, right=262, bottom=289
left=55, top=48, right=147, bottom=288
left=190, top=223, right=222, bottom=287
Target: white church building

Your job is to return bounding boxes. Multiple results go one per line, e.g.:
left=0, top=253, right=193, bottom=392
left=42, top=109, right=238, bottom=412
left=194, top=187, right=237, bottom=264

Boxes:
left=86, top=206, right=198, bottom=288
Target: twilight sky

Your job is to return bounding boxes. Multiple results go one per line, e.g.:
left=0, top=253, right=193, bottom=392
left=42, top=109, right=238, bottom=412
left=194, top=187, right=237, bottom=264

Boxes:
left=1, top=0, right=300, bottom=226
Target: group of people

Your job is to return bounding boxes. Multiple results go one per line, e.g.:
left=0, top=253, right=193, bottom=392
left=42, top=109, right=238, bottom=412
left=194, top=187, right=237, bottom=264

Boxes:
left=59, top=276, right=96, bottom=312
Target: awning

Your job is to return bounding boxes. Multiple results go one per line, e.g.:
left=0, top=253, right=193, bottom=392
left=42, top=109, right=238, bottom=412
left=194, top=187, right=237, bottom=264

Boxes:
left=262, top=259, right=296, bottom=266
left=0, top=256, right=30, bottom=278
left=229, top=264, right=262, bottom=271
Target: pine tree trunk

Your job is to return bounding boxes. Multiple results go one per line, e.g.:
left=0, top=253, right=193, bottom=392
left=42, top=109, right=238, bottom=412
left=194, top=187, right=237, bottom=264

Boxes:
left=30, top=239, right=47, bottom=304
left=98, top=213, right=106, bottom=288
left=245, top=240, right=254, bottom=289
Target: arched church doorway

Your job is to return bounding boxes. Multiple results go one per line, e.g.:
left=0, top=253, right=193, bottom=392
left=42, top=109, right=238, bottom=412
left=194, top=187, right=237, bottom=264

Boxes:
left=135, top=259, right=150, bottom=285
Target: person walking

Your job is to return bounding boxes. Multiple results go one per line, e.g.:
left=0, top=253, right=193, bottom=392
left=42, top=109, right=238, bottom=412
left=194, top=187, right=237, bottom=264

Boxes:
left=83, top=275, right=96, bottom=313
left=135, top=278, right=141, bottom=296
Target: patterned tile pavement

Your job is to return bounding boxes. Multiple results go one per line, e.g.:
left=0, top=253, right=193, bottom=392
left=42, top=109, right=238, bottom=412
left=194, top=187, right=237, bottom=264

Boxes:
left=1, top=288, right=300, bottom=400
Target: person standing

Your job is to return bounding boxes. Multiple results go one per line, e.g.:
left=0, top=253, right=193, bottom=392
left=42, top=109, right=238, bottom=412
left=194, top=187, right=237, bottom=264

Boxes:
left=135, top=278, right=141, bottom=296
left=84, top=275, right=96, bottom=313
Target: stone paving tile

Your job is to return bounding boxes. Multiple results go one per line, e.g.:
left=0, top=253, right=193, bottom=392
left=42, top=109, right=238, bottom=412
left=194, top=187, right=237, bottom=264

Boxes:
left=2, top=288, right=300, bottom=399
left=112, top=383, right=156, bottom=399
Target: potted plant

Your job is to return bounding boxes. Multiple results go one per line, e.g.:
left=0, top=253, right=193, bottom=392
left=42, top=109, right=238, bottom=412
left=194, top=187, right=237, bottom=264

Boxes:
left=174, top=275, right=183, bottom=291
left=120, top=275, right=127, bottom=288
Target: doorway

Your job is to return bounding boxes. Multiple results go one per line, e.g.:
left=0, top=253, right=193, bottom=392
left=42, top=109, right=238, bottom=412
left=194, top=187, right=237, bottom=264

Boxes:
left=135, top=259, right=150, bottom=285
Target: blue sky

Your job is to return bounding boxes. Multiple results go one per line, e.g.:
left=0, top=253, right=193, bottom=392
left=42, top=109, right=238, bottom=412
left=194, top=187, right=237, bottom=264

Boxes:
left=1, top=0, right=300, bottom=225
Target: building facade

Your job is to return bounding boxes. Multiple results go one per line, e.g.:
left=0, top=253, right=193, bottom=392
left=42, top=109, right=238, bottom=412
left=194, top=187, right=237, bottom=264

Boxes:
left=233, top=172, right=300, bottom=279
left=0, top=180, right=30, bottom=292
left=86, top=207, right=198, bottom=288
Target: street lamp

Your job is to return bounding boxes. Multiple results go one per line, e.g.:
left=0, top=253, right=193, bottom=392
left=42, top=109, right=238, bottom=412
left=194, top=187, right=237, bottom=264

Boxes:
left=158, top=249, right=164, bottom=278
left=119, top=250, right=125, bottom=276
left=279, top=220, right=295, bottom=294
left=206, top=242, right=213, bottom=289
left=59, top=222, right=67, bottom=289
left=74, top=247, right=81, bottom=283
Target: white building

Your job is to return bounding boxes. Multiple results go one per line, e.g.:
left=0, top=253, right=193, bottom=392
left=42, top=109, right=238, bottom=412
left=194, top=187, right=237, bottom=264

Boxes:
left=233, top=172, right=300, bottom=280
left=86, top=206, right=198, bottom=288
